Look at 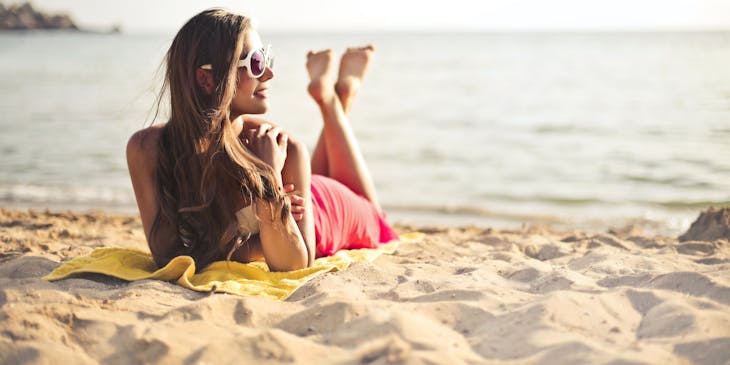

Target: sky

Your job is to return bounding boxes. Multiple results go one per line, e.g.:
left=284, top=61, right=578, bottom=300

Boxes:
left=16, top=0, right=730, bottom=33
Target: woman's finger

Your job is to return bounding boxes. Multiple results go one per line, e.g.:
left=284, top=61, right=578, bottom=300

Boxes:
left=267, top=126, right=283, bottom=138
left=257, top=123, right=271, bottom=138
left=278, top=133, right=288, bottom=150
left=283, top=184, right=295, bottom=193
left=290, top=195, right=304, bottom=205
left=246, top=129, right=257, bottom=143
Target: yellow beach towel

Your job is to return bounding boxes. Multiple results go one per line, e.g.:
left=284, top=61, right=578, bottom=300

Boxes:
left=44, top=232, right=422, bottom=301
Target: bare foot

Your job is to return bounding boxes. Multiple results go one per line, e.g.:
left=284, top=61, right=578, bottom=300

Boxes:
left=335, top=45, right=375, bottom=113
left=306, top=49, right=336, bottom=104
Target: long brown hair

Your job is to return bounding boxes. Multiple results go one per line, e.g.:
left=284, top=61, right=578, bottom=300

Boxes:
left=150, top=8, right=288, bottom=268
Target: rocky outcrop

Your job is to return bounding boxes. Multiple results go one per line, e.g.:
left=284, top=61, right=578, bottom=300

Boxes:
left=679, top=206, right=730, bottom=242
left=0, top=2, right=78, bottom=30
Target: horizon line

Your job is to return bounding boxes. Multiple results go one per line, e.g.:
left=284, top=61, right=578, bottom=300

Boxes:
left=89, top=26, right=730, bottom=36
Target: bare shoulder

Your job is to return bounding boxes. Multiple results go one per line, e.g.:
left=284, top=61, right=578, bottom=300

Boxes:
left=126, top=124, right=164, bottom=170
left=128, top=124, right=164, bottom=153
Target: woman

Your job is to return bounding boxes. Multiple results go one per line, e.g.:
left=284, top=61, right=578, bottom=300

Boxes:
left=126, top=8, right=397, bottom=272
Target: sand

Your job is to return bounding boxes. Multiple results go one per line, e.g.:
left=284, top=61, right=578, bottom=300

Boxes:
left=1, top=208, right=729, bottom=365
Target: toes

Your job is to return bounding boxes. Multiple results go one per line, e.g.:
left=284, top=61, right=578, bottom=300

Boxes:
left=345, top=44, right=376, bottom=53
left=307, top=49, right=335, bottom=61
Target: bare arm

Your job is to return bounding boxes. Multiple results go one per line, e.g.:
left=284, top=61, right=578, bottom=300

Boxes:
left=254, top=199, right=308, bottom=271
left=126, top=127, right=176, bottom=266
left=242, top=121, right=310, bottom=271
left=238, top=115, right=317, bottom=267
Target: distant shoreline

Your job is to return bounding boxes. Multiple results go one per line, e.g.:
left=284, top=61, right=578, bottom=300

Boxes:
left=0, top=2, right=120, bottom=33
left=0, top=28, right=122, bottom=35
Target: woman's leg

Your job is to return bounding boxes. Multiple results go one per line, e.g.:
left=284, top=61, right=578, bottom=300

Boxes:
left=310, top=46, right=373, bottom=175
left=307, top=46, right=381, bottom=211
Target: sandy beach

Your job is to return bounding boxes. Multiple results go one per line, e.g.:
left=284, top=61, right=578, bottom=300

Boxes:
left=1, top=207, right=729, bottom=364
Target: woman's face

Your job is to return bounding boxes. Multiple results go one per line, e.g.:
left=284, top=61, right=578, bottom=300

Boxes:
left=230, top=30, right=274, bottom=116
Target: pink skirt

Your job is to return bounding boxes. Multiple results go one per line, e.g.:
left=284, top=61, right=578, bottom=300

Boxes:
left=310, top=174, right=399, bottom=257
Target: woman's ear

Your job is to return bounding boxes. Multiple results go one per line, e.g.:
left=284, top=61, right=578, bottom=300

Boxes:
left=195, top=68, right=215, bottom=95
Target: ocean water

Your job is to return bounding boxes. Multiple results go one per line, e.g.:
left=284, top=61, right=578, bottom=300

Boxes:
left=1, top=31, right=729, bottom=234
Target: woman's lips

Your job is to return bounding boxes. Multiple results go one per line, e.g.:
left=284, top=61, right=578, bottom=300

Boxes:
left=254, top=89, right=268, bottom=98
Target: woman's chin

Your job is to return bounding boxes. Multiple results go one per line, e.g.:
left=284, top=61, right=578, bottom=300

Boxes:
left=232, top=104, right=268, bottom=115
left=250, top=100, right=269, bottom=114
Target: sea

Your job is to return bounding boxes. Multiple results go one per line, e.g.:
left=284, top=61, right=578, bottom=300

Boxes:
left=1, top=30, right=729, bottom=234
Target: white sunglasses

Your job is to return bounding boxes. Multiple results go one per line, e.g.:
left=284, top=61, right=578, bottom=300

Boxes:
left=199, top=44, right=273, bottom=79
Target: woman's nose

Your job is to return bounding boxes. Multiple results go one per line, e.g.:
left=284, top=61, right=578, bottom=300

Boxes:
left=259, top=66, right=274, bottom=82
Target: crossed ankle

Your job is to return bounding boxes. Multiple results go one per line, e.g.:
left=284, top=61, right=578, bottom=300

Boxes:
left=315, top=94, right=342, bottom=109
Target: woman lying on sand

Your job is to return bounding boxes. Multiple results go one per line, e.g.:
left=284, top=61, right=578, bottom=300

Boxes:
left=126, top=9, right=398, bottom=271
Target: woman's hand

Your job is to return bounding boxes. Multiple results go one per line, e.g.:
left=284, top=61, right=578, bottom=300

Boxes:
left=283, top=183, right=306, bottom=221
left=243, top=123, right=288, bottom=174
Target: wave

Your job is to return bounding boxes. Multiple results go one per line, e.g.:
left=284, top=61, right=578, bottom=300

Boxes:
left=475, top=193, right=613, bottom=206
left=383, top=203, right=568, bottom=224
left=383, top=197, right=728, bottom=222
left=0, top=184, right=136, bottom=211
left=473, top=192, right=730, bottom=210
left=653, top=199, right=730, bottom=209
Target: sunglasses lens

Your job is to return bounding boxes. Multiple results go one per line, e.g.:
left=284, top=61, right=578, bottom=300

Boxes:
left=250, top=50, right=265, bottom=77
